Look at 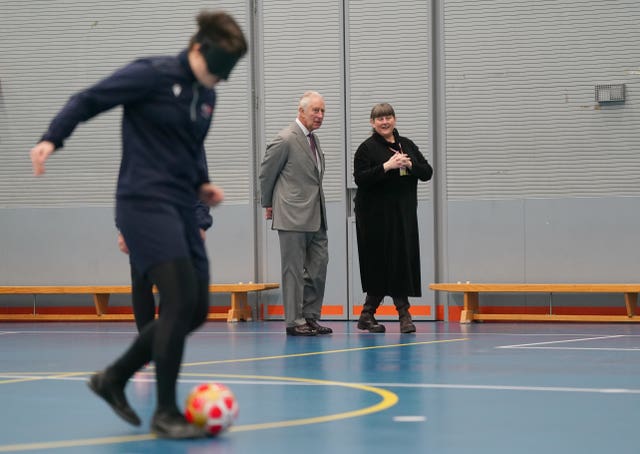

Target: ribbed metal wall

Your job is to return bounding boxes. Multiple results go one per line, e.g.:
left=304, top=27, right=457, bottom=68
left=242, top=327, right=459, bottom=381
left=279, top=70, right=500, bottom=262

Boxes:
left=0, top=0, right=251, bottom=207
left=346, top=0, right=432, bottom=200
left=443, top=0, right=640, bottom=200
left=261, top=0, right=345, bottom=202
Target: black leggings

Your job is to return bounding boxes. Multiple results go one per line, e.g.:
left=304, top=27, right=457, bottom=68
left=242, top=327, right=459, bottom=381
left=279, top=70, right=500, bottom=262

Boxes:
left=107, top=258, right=209, bottom=414
left=130, top=265, right=156, bottom=332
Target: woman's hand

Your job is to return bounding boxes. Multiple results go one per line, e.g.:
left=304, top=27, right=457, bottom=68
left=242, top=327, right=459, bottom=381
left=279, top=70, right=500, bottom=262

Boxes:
left=117, top=233, right=130, bottom=254
left=199, top=183, right=225, bottom=207
left=383, top=153, right=412, bottom=172
left=30, top=141, right=55, bottom=176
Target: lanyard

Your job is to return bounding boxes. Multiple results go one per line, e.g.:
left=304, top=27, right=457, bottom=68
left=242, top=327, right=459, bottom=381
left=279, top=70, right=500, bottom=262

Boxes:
left=389, top=142, right=408, bottom=176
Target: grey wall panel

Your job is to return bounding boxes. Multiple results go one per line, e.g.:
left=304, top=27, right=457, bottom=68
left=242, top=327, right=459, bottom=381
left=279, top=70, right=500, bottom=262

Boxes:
left=0, top=2, right=256, bottom=309
left=345, top=0, right=435, bottom=320
left=206, top=205, right=255, bottom=283
left=443, top=0, right=640, bottom=200
left=523, top=197, right=640, bottom=282
left=0, top=207, right=130, bottom=285
left=447, top=197, right=640, bottom=282
left=419, top=200, right=436, bottom=309
left=0, top=0, right=252, bottom=207
left=261, top=0, right=345, bottom=202
left=446, top=199, right=526, bottom=283
left=444, top=197, right=640, bottom=309
left=346, top=0, right=432, bottom=201
left=0, top=204, right=256, bottom=284
left=259, top=0, right=349, bottom=320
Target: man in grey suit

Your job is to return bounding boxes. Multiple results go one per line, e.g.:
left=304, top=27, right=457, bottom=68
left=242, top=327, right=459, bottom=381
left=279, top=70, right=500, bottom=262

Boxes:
left=259, top=91, right=332, bottom=336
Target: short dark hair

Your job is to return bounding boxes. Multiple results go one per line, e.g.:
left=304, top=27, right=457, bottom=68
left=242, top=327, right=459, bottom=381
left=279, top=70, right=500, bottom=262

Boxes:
left=190, top=11, right=248, bottom=80
left=191, top=11, right=248, bottom=56
left=369, top=103, right=395, bottom=120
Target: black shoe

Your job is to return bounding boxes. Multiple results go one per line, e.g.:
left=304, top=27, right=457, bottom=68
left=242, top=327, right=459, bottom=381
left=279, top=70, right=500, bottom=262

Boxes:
left=88, top=371, right=141, bottom=426
left=305, top=318, right=333, bottom=334
left=151, top=411, right=209, bottom=439
left=357, top=313, right=386, bottom=333
left=286, top=323, right=317, bottom=336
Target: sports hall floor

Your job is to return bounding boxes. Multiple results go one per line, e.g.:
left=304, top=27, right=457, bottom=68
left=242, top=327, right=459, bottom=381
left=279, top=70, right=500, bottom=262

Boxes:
left=1, top=320, right=639, bottom=453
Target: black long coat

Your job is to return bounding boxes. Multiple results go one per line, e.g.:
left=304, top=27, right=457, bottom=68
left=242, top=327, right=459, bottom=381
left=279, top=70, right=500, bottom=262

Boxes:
left=353, top=130, right=433, bottom=297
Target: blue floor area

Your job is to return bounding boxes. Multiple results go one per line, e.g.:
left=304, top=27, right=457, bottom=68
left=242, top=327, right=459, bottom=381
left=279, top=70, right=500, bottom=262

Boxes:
left=1, top=321, right=639, bottom=453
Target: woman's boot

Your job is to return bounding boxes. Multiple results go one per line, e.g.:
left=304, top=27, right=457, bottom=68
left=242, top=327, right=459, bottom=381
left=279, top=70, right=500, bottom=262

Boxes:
left=357, top=295, right=385, bottom=333
left=393, top=297, right=416, bottom=333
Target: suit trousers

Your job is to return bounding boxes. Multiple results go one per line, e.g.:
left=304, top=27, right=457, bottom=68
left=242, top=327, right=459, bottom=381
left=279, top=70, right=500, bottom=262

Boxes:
left=277, top=228, right=328, bottom=327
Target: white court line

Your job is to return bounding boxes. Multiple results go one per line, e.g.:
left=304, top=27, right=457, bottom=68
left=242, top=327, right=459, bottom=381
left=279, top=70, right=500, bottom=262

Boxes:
left=496, top=335, right=625, bottom=349
left=2, top=374, right=640, bottom=395
left=506, top=347, right=640, bottom=351
left=393, top=416, right=427, bottom=422
left=0, top=330, right=307, bottom=336
left=3, top=328, right=640, bottom=337
left=373, top=382, right=640, bottom=395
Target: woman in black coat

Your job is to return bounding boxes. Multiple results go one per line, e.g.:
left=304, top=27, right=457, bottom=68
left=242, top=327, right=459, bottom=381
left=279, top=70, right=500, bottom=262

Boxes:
left=353, top=103, right=433, bottom=333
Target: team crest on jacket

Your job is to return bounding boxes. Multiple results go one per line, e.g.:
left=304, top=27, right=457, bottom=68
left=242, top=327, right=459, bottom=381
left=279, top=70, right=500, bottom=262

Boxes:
left=201, top=103, right=213, bottom=118
left=172, top=84, right=182, bottom=97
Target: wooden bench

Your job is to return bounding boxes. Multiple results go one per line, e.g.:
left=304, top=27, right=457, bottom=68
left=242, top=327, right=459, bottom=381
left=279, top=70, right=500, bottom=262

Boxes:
left=0, top=283, right=279, bottom=322
left=429, top=283, right=640, bottom=323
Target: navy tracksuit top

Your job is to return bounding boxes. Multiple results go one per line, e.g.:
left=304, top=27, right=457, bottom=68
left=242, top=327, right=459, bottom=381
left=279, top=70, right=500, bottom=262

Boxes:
left=41, top=50, right=216, bottom=209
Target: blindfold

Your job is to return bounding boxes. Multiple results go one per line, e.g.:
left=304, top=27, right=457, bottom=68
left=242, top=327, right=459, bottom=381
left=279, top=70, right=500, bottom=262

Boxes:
left=200, top=42, right=242, bottom=80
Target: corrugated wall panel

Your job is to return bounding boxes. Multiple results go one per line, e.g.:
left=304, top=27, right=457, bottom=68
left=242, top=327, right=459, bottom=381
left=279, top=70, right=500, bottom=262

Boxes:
left=444, top=0, right=640, bottom=200
left=261, top=1, right=344, bottom=202
left=346, top=0, right=432, bottom=200
left=0, top=0, right=251, bottom=207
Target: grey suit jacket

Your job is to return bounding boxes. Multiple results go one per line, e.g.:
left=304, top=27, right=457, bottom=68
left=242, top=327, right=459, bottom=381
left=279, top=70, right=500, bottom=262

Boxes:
left=259, top=122, right=327, bottom=232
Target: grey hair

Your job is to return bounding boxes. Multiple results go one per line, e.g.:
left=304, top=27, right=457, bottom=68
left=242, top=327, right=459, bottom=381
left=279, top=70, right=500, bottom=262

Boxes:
left=299, top=91, right=323, bottom=110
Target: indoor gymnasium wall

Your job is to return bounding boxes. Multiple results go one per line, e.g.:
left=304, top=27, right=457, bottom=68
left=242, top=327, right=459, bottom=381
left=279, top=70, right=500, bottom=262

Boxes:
left=258, top=0, right=436, bottom=319
left=1, top=0, right=435, bottom=317
left=4, top=0, right=639, bottom=318
left=258, top=0, right=349, bottom=319
left=0, top=1, right=255, bottom=295
left=345, top=0, right=435, bottom=318
left=440, top=0, right=640, bottom=313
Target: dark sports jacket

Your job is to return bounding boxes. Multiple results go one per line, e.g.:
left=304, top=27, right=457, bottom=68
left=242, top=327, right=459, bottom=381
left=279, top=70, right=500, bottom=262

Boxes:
left=41, top=50, right=216, bottom=209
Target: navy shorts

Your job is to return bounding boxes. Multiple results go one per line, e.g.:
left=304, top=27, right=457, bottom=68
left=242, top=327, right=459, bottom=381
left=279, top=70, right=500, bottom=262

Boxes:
left=116, top=198, right=209, bottom=281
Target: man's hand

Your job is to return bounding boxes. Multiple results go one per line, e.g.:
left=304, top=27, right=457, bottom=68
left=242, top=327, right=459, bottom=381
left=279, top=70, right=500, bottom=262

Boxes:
left=265, top=207, right=273, bottom=220
left=199, top=183, right=225, bottom=207
left=30, top=141, right=55, bottom=176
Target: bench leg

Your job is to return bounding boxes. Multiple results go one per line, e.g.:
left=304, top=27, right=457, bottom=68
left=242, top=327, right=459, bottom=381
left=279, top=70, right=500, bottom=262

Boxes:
left=93, top=293, right=110, bottom=316
left=227, top=292, right=253, bottom=322
left=624, top=293, right=638, bottom=318
left=460, top=292, right=479, bottom=324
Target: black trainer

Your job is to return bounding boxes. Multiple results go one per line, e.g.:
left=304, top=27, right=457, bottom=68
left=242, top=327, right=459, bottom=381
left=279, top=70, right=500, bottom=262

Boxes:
left=88, top=371, right=141, bottom=426
left=151, top=411, right=209, bottom=439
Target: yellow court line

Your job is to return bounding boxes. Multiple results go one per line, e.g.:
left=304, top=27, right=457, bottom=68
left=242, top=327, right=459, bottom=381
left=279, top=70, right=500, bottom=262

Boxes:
left=0, top=338, right=469, bottom=451
left=0, top=371, right=88, bottom=385
left=0, top=374, right=398, bottom=452
left=0, top=435, right=156, bottom=453
left=0, top=339, right=468, bottom=382
left=184, top=337, right=469, bottom=367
